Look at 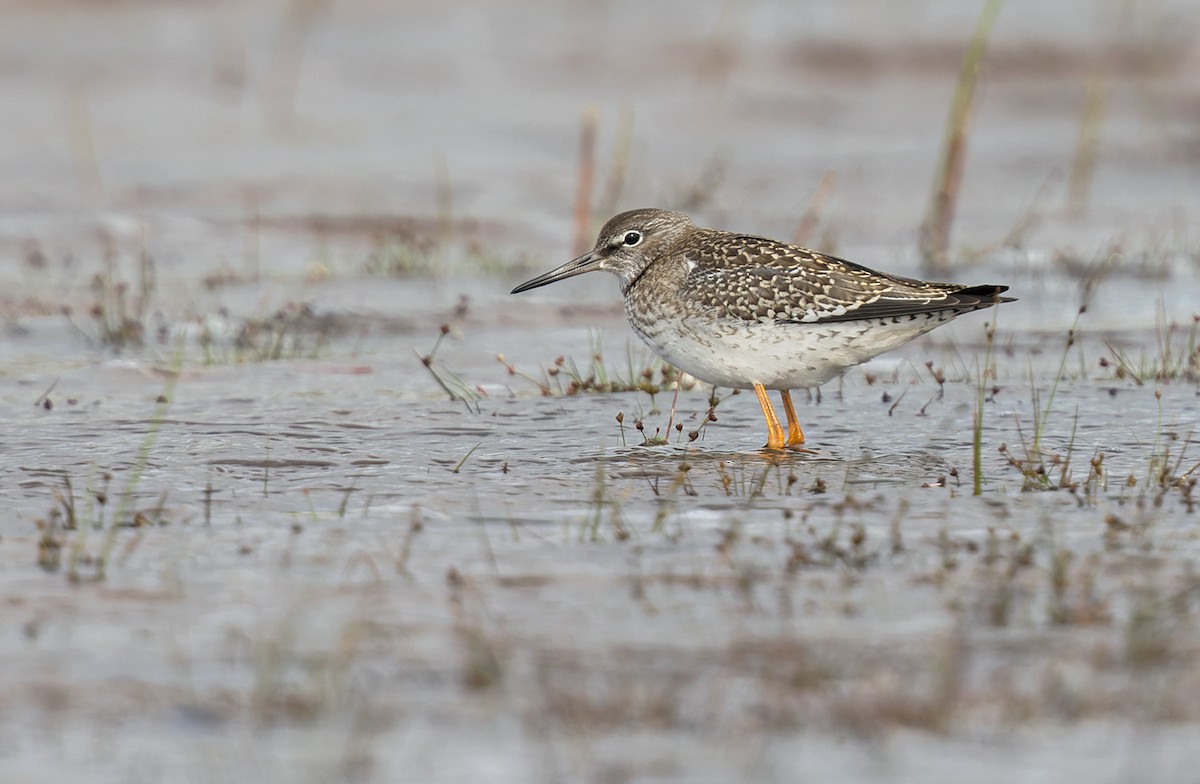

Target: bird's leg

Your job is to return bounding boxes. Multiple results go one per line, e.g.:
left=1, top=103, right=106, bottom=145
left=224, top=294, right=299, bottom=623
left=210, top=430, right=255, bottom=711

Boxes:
left=753, top=383, right=786, bottom=450
left=779, top=390, right=806, bottom=447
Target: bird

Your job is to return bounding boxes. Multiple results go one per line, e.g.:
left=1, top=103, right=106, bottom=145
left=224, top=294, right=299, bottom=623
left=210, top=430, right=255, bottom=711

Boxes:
left=511, top=208, right=1014, bottom=450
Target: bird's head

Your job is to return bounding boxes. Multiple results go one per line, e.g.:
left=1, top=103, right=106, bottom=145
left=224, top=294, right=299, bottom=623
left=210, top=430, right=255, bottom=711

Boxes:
left=511, top=208, right=694, bottom=295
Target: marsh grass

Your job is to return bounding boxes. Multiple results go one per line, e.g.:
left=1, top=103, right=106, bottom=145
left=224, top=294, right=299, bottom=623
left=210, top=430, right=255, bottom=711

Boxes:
left=1102, top=307, right=1199, bottom=384
left=65, top=81, right=102, bottom=200
left=419, top=324, right=483, bottom=403
left=572, top=107, right=598, bottom=257
left=356, top=159, right=511, bottom=281
left=793, top=171, right=838, bottom=247
left=644, top=458, right=699, bottom=513
left=596, top=107, right=634, bottom=222
left=32, top=350, right=181, bottom=581
left=249, top=607, right=370, bottom=724
left=452, top=442, right=483, bottom=474
left=198, top=303, right=340, bottom=364
left=1001, top=308, right=1087, bottom=491
left=363, top=236, right=515, bottom=278
left=565, top=105, right=638, bottom=251
left=438, top=327, right=722, bottom=442
left=972, top=321, right=998, bottom=495
left=393, top=509, right=425, bottom=578
left=499, top=333, right=734, bottom=448
left=264, top=0, right=331, bottom=127
left=1067, top=77, right=1108, bottom=218
left=67, top=237, right=156, bottom=349
left=92, top=354, right=181, bottom=580
left=361, top=228, right=442, bottom=276
left=34, top=476, right=80, bottom=572
left=35, top=511, right=64, bottom=572
left=670, top=151, right=728, bottom=214
left=919, top=0, right=1004, bottom=273
left=62, top=470, right=108, bottom=580
left=1125, top=421, right=1197, bottom=511
left=585, top=456, right=632, bottom=542
left=1000, top=348, right=1195, bottom=510
left=71, top=234, right=346, bottom=363
left=715, top=459, right=772, bottom=497
left=499, top=334, right=695, bottom=399
left=364, top=237, right=439, bottom=277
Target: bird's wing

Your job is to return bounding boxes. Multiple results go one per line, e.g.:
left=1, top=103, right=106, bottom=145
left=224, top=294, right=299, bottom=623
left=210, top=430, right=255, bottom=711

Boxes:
left=679, top=233, right=1008, bottom=324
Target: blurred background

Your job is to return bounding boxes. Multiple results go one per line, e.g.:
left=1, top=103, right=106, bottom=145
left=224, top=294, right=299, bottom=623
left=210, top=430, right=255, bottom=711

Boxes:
left=4, top=5, right=1200, bottom=783
left=2, top=0, right=1198, bottom=321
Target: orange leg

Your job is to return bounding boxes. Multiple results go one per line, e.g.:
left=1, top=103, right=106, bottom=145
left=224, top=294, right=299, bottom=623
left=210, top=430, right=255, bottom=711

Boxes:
left=753, top=383, right=786, bottom=450
left=779, top=390, right=806, bottom=448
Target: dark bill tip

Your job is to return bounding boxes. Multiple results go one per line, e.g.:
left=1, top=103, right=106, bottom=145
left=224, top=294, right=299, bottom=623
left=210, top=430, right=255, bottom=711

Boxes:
left=510, top=251, right=601, bottom=294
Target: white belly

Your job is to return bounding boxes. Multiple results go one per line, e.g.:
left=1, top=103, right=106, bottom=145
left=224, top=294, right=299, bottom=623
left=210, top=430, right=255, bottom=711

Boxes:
left=628, top=309, right=956, bottom=390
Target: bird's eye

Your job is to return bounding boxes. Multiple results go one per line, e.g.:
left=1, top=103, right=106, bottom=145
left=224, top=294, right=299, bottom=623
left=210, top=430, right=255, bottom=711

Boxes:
left=622, top=231, right=642, bottom=247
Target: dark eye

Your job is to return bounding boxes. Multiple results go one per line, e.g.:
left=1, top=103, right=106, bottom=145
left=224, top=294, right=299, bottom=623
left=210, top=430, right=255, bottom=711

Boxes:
left=622, top=231, right=642, bottom=246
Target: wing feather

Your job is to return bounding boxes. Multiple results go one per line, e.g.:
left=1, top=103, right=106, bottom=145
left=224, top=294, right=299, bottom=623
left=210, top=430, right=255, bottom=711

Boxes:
left=678, top=232, right=1011, bottom=324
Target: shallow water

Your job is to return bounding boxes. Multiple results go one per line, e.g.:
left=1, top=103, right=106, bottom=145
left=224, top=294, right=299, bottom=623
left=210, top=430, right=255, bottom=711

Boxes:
left=3, top=1, right=1200, bottom=783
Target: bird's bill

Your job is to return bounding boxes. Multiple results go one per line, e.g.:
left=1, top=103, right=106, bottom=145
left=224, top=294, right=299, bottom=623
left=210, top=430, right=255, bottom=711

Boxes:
left=510, top=250, right=601, bottom=294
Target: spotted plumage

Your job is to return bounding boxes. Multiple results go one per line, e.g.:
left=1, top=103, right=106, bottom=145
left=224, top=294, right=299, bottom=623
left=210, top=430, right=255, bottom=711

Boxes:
left=512, top=208, right=1015, bottom=450
left=674, top=231, right=1004, bottom=324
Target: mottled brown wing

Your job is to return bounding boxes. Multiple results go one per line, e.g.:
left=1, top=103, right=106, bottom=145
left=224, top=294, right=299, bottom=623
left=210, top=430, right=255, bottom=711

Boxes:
left=679, top=232, right=1010, bottom=323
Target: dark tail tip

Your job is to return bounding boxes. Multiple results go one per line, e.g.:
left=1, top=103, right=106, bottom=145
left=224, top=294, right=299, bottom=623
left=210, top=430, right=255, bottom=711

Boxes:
left=958, top=284, right=1017, bottom=305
